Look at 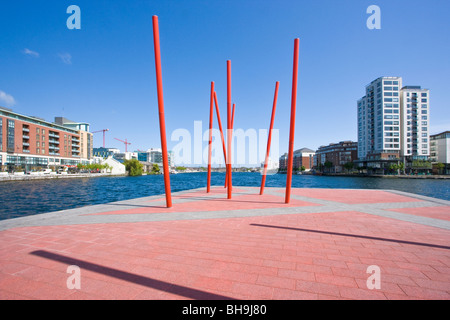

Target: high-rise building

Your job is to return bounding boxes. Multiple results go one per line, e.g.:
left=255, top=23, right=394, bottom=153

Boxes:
left=400, top=86, right=430, bottom=158
left=357, top=77, right=402, bottom=164
left=357, top=77, right=430, bottom=173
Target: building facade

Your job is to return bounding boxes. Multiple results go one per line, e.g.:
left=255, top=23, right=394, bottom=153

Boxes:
left=315, top=141, right=358, bottom=173
left=357, top=77, right=431, bottom=173
left=430, top=131, right=450, bottom=174
left=0, top=107, right=93, bottom=172
left=278, top=148, right=316, bottom=172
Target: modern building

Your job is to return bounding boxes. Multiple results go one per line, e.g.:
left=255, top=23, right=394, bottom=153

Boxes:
left=93, top=147, right=120, bottom=158
left=356, top=77, right=431, bottom=173
left=0, top=107, right=93, bottom=172
left=430, top=131, right=450, bottom=174
left=315, top=141, right=358, bottom=173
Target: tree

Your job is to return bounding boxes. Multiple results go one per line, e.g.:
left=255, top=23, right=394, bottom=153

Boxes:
left=150, top=163, right=160, bottom=175
left=343, top=162, right=354, bottom=173
left=324, top=161, right=333, bottom=172
left=436, top=162, right=445, bottom=175
left=123, top=159, right=143, bottom=176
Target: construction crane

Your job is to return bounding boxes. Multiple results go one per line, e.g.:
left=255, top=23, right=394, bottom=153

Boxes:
left=92, top=129, right=109, bottom=148
left=114, top=138, right=131, bottom=153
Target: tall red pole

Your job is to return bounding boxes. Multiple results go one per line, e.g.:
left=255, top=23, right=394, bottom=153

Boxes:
left=213, top=91, right=228, bottom=186
left=285, top=38, right=300, bottom=204
left=152, top=15, right=172, bottom=208
left=207, top=82, right=214, bottom=193
left=231, top=103, right=236, bottom=129
left=260, top=81, right=279, bottom=195
left=226, top=60, right=232, bottom=199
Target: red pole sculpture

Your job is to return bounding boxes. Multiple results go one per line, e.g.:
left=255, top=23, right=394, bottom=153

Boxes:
left=260, top=81, right=279, bottom=195
left=231, top=103, right=236, bottom=129
left=285, top=38, right=300, bottom=204
left=213, top=91, right=228, bottom=187
left=226, top=60, right=232, bottom=199
left=207, top=81, right=214, bottom=193
left=152, top=15, right=172, bottom=208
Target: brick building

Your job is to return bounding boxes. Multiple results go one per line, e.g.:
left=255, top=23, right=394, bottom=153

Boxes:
left=0, top=107, right=93, bottom=172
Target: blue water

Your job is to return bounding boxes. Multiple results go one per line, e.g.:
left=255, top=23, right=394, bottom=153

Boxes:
left=0, top=172, right=448, bottom=221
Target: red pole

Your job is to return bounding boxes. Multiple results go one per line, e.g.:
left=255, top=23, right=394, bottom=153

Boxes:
left=226, top=60, right=232, bottom=199
left=231, top=103, right=236, bottom=129
left=207, top=82, right=214, bottom=193
left=260, top=81, right=279, bottom=195
left=285, top=38, right=300, bottom=204
left=152, top=15, right=172, bottom=208
left=213, top=91, right=228, bottom=186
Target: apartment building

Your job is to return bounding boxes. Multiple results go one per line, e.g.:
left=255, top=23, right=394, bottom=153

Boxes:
left=0, top=107, right=93, bottom=171
left=430, top=131, right=450, bottom=174
left=278, top=147, right=315, bottom=172
left=357, top=77, right=430, bottom=173
left=315, top=141, right=358, bottom=173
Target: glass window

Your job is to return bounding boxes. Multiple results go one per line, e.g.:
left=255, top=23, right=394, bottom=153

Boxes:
left=421, top=93, right=427, bottom=97
left=384, top=81, right=393, bottom=85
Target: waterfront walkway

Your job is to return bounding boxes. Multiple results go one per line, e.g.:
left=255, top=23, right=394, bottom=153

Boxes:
left=0, top=186, right=449, bottom=300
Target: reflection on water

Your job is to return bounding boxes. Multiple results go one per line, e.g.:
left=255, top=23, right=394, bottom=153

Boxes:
left=0, top=172, right=448, bottom=220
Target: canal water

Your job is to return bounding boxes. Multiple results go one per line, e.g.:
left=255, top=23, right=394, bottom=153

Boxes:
left=0, top=172, right=448, bottom=221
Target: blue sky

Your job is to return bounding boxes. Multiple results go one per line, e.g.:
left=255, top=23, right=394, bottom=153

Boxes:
left=1, top=0, right=449, bottom=165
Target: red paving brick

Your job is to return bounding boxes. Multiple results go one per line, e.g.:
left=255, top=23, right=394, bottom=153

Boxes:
left=0, top=186, right=449, bottom=300
left=282, top=188, right=424, bottom=204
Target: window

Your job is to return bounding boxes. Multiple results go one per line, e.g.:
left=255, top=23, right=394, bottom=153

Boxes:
left=385, top=92, right=393, bottom=96
left=421, top=98, right=427, bottom=103
left=42, top=129, right=45, bottom=135
left=384, top=98, right=392, bottom=102
left=393, top=81, right=399, bottom=85
left=421, top=93, right=427, bottom=97
left=384, top=86, right=392, bottom=91
left=421, top=110, right=427, bottom=114
left=384, top=81, right=393, bottom=85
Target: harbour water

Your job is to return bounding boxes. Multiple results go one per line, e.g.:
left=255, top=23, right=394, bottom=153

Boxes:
left=0, top=172, right=448, bottom=221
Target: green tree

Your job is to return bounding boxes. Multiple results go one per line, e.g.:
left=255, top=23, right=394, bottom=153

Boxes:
left=123, top=159, right=143, bottom=176
left=324, top=161, right=333, bottom=172
left=151, top=163, right=160, bottom=174
left=343, top=162, right=354, bottom=173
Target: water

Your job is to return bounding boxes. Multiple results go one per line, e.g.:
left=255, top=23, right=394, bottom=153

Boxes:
left=0, top=172, right=448, bottom=221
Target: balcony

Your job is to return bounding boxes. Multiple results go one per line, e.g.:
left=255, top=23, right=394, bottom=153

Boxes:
left=49, top=132, right=59, bottom=138
left=22, top=142, right=30, bottom=147
left=22, top=128, right=30, bottom=133
left=22, top=135, right=29, bottom=140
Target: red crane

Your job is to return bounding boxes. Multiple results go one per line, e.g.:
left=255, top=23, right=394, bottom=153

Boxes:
left=92, top=129, right=109, bottom=148
left=114, top=138, right=131, bottom=153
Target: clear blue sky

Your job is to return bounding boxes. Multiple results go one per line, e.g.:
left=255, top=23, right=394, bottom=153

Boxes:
left=1, top=0, right=449, bottom=166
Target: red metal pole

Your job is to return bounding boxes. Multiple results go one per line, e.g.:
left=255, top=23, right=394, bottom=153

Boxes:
left=207, top=82, right=214, bottom=193
left=231, top=103, right=236, bottom=129
left=213, top=91, right=228, bottom=187
left=226, top=60, right=232, bottom=199
left=152, top=15, right=172, bottom=208
left=260, top=81, right=279, bottom=195
left=285, top=38, right=300, bottom=204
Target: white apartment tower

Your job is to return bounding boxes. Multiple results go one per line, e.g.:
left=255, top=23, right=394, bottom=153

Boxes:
left=400, top=86, right=430, bottom=158
left=357, top=77, right=403, bottom=161
left=357, top=77, right=430, bottom=168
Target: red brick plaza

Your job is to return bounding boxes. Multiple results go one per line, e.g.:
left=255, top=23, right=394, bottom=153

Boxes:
left=0, top=186, right=449, bottom=300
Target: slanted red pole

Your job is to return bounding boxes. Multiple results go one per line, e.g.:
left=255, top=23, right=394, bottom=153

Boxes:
left=207, top=82, right=214, bottom=193
left=226, top=60, right=232, bottom=199
left=152, top=15, right=172, bottom=208
left=213, top=91, right=228, bottom=187
left=231, top=103, right=236, bottom=129
left=260, top=81, right=279, bottom=195
left=285, top=38, right=300, bottom=204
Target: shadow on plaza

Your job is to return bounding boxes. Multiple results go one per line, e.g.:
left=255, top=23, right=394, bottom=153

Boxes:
left=250, top=223, right=450, bottom=250
left=30, top=250, right=234, bottom=300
